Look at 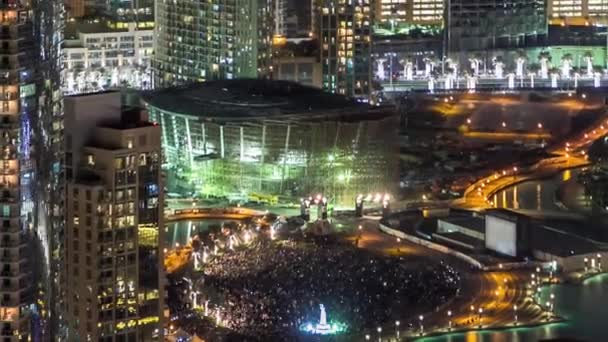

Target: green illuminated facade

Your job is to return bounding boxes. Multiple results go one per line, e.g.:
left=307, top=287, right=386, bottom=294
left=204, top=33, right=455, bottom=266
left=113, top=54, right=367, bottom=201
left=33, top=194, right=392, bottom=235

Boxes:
left=144, top=80, right=399, bottom=205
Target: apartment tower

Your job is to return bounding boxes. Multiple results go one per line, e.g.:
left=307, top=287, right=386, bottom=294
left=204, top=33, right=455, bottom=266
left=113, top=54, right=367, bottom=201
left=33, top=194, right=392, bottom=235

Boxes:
left=153, top=0, right=273, bottom=87
left=0, top=0, right=63, bottom=339
left=63, top=92, right=164, bottom=341
left=319, top=0, right=374, bottom=100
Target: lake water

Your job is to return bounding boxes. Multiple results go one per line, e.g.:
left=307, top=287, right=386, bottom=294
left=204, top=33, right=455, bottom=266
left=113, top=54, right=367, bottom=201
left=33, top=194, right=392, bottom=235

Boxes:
left=492, top=169, right=581, bottom=212
left=425, top=171, right=605, bottom=342
left=420, top=273, right=608, bottom=342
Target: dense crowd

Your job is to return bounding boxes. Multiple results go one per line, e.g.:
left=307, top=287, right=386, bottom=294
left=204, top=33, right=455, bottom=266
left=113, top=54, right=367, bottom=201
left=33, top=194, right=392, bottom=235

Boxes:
left=192, top=239, right=460, bottom=340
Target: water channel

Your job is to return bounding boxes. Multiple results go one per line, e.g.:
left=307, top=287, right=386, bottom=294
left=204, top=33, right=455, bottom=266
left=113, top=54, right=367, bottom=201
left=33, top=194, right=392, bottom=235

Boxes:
left=424, top=169, right=606, bottom=342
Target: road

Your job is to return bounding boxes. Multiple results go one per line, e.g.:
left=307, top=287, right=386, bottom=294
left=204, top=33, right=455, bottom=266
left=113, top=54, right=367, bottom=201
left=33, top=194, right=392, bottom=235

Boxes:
left=349, top=220, right=552, bottom=340
left=454, top=112, right=608, bottom=210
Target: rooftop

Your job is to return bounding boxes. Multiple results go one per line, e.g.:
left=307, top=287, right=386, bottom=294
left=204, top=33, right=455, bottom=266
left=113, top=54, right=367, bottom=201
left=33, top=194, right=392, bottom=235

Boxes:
left=439, top=215, right=485, bottom=233
left=142, top=79, right=389, bottom=122
left=64, top=19, right=152, bottom=40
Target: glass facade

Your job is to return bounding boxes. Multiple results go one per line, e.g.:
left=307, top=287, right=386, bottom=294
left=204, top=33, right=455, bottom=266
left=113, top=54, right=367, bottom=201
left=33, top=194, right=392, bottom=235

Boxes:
left=549, top=0, right=608, bottom=25
left=147, top=104, right=399, bottom=206
left=446, top=0, right=548, bottom=53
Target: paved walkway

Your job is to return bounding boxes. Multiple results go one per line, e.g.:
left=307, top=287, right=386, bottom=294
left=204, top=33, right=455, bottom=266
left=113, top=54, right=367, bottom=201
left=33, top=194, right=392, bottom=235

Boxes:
left=346, top=221, right=554, bottom=340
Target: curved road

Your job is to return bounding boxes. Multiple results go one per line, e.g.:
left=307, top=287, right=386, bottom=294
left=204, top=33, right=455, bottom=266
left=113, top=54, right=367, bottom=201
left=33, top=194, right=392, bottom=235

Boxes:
left=352, top=220, right=551, bottom=340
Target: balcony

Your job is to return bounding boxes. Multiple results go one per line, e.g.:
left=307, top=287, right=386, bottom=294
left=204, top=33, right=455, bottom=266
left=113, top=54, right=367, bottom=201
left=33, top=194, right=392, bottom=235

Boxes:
left=0, top=238, right=24, bottom=248
left=0, top=248, right=25, bottom=263
left=0, top=167, right=16, bottom=176
left=0, top=265, right=27, bottom=278
left=0, top=327, right=16, bottom=337
left=0, top=306, right=19, bottom=322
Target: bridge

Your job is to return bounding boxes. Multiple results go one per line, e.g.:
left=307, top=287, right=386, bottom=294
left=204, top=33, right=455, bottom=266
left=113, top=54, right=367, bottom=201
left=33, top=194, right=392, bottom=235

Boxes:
left=165, top=207, right=266, bottom=222
left=381, top=77, right=608, bottom=94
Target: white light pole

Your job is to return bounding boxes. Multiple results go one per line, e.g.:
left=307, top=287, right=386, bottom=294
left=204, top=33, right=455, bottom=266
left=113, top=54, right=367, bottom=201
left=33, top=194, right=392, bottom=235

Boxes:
left=478, top=307, right=483, bottom=328
left=365, top=334, right=370, bottom=341
left=395, top=320, right=400, bottom=338
left=377, top=326, right=382, bottom=342
left=447, top=310, right=452, bottom=330
left=419, top=315, right=424, bottom=335
left=514, top=305, right=518, bottom=325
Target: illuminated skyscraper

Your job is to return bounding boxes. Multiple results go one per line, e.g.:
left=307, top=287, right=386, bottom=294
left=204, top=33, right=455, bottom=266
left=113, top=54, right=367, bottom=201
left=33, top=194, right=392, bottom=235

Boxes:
left=0, top=0, right=64, bottom=339
left=319, top=0, right=373, bottom=100
left=282, top=0, right=315, bottom=38
left=446, top=0, right=547, bottom=54
left=376, top=0, right=443, bottom=27
left=153, top=0, right=273, bottom=88
left=548, top=0, right=608, bottom=26
left=63, top=92, right=164, bottom=341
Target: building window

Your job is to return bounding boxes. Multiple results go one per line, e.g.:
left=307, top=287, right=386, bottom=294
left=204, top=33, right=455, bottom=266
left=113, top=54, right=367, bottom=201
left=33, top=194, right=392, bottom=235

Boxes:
left=87, top=154, right=95, bottom=166
left=115, top=157, right=125, bottom=170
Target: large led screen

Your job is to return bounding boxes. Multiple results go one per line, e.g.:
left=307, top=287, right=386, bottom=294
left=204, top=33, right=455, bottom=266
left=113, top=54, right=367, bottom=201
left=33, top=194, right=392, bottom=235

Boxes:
left=485, top=215, right=517, bottom=257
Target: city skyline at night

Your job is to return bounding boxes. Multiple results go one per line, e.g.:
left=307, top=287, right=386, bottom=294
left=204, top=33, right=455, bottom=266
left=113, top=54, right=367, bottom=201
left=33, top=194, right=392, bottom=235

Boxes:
left=2, top=0, right=608, bottom=341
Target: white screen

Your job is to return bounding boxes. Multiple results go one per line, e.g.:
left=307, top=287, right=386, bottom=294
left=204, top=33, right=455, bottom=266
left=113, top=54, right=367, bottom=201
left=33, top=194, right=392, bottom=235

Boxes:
left=485, top=215, right=517, bottom=257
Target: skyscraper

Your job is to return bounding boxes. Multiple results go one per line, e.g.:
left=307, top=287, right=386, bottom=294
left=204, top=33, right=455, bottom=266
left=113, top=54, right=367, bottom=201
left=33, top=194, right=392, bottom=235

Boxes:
left=153, top=0, right=273, bottom=88
left=375, top=0, right=443, bottom=28
left=62, top=92, right=164, bottom=341
left=548, top=0, right=608, bottom=26
left=282, top=0, right=314, bottom=38
left=0, top=0, right=64, bottom=339
left=319, top=0, right=373, bottom=100
left=446, top=0, right=547, bottom=55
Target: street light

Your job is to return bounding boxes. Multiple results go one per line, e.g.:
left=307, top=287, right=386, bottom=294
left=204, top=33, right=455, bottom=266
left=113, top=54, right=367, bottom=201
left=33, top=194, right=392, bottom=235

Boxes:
left=365, top=334, right=370, bottom=341
left=478, top=307, right=483, bottom=328
left=395, top=320, right=400, bottom=338
left=419, top=315, right=424, bottom=335
left=377, top=326, right=382, bottom=342
left=447, top=310, right=452, bottom=331
left=514, top=305, right=518, bottom=325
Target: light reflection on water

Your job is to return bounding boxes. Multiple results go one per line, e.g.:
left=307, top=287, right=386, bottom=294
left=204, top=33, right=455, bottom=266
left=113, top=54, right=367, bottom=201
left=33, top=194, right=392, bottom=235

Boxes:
left=493, top=169, right=581, bottom=212
left=425, top=169, right=606, bottom=342
left=420, top=274, right=608, bottom=342
left=165, top=200, right=608, bottom=342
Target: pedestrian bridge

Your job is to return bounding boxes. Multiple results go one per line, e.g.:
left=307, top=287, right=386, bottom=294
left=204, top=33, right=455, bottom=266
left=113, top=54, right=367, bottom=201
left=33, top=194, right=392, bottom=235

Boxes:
left=166, top=207, right=266, bottom=222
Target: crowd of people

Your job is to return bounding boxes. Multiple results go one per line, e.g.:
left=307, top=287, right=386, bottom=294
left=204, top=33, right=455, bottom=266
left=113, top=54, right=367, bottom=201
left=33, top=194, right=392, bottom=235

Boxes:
left=192, top=238, right=460, bottom=340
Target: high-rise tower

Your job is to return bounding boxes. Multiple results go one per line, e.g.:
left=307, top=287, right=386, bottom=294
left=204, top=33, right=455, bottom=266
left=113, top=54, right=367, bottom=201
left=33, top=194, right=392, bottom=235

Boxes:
left=319, top=0, right=373, bottom=100
left=446, top=0, right=547, bottom=54
left=63, top=92, right=164, bottom=341
left=153, top=0, right=273, bottom=88
left=0, top=0, right=64, bottom=339
left=548, top=0, right=608, bottom=26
